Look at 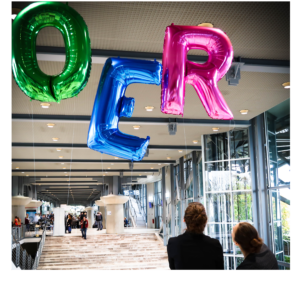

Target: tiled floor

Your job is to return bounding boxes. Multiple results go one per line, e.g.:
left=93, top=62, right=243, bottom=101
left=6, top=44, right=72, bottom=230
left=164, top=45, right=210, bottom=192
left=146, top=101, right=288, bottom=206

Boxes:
left=37, top=232, right=169, bottom=270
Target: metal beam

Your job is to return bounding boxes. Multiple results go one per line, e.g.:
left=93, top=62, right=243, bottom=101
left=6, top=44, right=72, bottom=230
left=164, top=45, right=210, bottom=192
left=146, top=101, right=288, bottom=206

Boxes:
left=12, top=143, right=201, bottom=150
left=12, top=114, right=251, bottom=128
left=34, top=181, right=98, bottom=183
left=35, top=46, right=290, bottom=74
left=12, top=169, right=159, bottom=172
left=12, top=158, right=176, bottom=164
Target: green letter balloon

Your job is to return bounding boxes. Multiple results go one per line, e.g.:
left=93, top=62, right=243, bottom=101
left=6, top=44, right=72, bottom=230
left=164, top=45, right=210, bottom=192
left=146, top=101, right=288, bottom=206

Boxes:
left=12, top=2, right=92, bottom=103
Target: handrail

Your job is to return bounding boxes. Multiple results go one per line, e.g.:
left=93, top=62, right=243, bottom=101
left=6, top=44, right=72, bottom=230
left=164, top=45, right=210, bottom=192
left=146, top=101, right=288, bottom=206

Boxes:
left=31, top=228, right=46, bottom=270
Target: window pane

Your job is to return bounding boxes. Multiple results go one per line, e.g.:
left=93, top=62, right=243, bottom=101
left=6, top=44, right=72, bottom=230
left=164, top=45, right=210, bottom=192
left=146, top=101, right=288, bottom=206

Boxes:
left=205, top=161, right=230, bottom=192
left=204, top=132, right=228, bottom=161
left=206, top=193, right=232, bottom=222
left=233, top=192, right=253, bottom=222
left=231, top=159, right=251, bottom=190
left=224, top=256, right=234, bottom=270
left=207, top=224, right=233, bottom=254
left=236, top=257, right=244, bottom=268
left=230, top=129, right=249, bottom=159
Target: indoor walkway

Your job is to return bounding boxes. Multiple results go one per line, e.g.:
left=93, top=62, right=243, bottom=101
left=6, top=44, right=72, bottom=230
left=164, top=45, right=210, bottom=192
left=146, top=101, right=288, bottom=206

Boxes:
left=37, top=231, right=169, bottom=270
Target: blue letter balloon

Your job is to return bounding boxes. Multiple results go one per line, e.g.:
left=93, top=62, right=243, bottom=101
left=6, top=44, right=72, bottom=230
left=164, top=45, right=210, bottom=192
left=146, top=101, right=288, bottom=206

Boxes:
left=87, top=58, right=162, bottom=161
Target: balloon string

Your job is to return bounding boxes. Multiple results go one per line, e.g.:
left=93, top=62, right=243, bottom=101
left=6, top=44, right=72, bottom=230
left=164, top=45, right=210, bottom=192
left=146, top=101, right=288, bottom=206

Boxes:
left=101, top=152, right=104, bottom=197
left=67, top=100, right=76, bottom=206
left=31, top=102, right=36, bottom=199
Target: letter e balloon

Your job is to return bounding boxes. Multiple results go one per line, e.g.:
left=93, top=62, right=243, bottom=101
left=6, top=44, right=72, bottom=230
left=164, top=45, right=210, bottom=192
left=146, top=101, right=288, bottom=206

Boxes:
left=161, top=24, right=234, bottom=120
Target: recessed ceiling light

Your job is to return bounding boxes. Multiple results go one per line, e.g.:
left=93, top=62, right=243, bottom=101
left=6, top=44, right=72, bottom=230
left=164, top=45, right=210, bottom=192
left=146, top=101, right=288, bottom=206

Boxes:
left=105, top=172, right=108, bottom=173
left=198, top=22, right=214, bottom=27
left=108, top=167, right=111, bottom=169
left=65, top=174, right=68, bottom=176
left=22, top=172, right=24, bottom=173
left=40, top=103, right=50, bottom=109
left=47, top=123, right=55, bottom=128
left=193, top=140, right=198, bottom=144
left=111, top=163, right=114, bottom=165
left=52, top=138, right=59, bottom=141
left=212, top=128, right=219, bottom=132
left=282, top=82, right=290, bottom=89
left=63, top=167, right=66, bottom=169
left=139, top=174, right=141, bottom=176
left=240, top=110, right=248, bottom=115
left=26, top=175, right=29, bottom=176
left=178, top=150, right=183, bottom=153
left=115, top=157, right=118, bottom=159
left=151, top=167, right=154, bottom=169
left=167, top=157, right=171, bottom=160
left=59, top=156, right=63, bottom=159
left=103, top=175, right=106, bottom=177
left=56, top=148, right=62, bottom=152
left=158, top=164, right=161, bottom=165
left=64, top=172, right=67, bottom=173
left=16, top=167, right=19, bottom=169
left=61, top=163, right=64, bottom=165
left=145, top=106, right=154, bottom=112
left=133, top=125, right=140, bottom=130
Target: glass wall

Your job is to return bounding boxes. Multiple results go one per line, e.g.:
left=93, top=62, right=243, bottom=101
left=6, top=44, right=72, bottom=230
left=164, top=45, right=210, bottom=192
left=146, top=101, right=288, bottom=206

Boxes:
left=139, top=184, right=147, bottom=223
left=203, top=128, right=253, bottom=270
left=265, top=99, right=290, bottom=268
left=154, top=181, right=162, bottom=229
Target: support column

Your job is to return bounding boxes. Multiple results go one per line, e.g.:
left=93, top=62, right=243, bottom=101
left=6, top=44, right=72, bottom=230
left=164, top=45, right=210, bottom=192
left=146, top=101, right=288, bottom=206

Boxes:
left=12, top=196, right=32, bottom=223
left=113, top=176, right=121, bottom=195
left=170, top=164, right=175, bottom=238
left=85, top=207, right=94, bottom=228
left=161, top=167, right=167, bottom=245
left=179, top=157, right=186, bottom=232
left=250, top=114, right=272, bottom=249
left=101, top=195, right=129, bottom=234
left=192, top=151, right=199, bottom=201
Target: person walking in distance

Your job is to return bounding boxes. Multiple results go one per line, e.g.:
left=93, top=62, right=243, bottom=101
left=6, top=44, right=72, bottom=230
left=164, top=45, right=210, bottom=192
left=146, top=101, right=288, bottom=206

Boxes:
left=81, top=216, right=88, bottom=239
left=25, top=214, right=30, bottom=232
left=95, top=211, right=103, bottom=231
left=67, top=215, right=72, bottom=234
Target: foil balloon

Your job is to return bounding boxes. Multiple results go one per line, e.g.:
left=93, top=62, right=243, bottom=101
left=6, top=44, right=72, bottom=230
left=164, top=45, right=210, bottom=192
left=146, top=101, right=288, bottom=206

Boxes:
left=12, top=2, right=92, bottom=103
left=87, top=58, right=162, bottom=161
left=161, top=24, right=234, bottom=120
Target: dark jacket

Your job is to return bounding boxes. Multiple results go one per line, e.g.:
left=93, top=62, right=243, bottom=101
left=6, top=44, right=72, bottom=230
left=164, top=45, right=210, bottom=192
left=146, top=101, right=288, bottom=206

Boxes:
left=237, top=244, right=278, bottom=270
left=96, top=214, right=102, bottom=221
left=167, top=231, right=224, bottom=270
left=67, top=218, right=72, bottom=227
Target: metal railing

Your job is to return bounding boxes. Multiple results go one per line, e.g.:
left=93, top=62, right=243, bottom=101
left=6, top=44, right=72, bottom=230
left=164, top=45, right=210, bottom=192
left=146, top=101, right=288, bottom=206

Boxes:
left=31, top=228, right=46, bottom=270
left=11, top=227, right=46, bottom=270
left=12, top=235, right=34, bottom=270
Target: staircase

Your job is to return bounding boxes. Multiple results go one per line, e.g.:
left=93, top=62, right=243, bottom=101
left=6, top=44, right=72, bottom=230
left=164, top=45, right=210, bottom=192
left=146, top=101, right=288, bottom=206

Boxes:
left=129, top=197, right=147, bottom=228
left=37, top=233, right=169, bottom=270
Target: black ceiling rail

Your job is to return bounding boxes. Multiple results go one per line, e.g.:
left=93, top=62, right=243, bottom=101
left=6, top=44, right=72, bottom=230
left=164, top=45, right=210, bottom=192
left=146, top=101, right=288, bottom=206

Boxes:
left=12, top=169, right=159, bottom=172
left=34, top=181, right=98, bottom=183
left=12, top=143, right=201, bottom=150
left=12, top=158, right=176, bottom=163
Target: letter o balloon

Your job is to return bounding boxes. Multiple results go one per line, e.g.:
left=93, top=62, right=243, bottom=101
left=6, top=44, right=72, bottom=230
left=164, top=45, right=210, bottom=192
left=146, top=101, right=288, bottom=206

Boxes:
left=12, top=2, right=92, bottom=103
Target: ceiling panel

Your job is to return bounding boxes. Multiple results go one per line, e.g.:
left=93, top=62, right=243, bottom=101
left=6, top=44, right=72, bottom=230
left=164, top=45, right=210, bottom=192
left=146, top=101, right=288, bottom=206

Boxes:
left=29, top=1, right=290, bottom=60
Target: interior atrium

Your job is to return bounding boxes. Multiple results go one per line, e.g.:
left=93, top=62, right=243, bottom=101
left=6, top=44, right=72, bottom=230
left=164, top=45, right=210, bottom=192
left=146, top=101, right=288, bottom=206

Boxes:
left=8, top=2, right=295, bottom=288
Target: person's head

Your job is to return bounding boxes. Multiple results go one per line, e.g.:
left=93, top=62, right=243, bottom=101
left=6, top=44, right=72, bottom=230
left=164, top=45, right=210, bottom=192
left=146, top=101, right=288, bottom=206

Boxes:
left=35, top=213, right=37, bottom=216
left=26, top=214, right=28, bottom=217
left=184, top=202, right=207, bottom=234
left=100, top=212, right=102, bottom=215
left=83, top=216, right=86, bottom=221
left=232, top=223, right=263, bottom=255
left=15, top=216, right=18, bottom=219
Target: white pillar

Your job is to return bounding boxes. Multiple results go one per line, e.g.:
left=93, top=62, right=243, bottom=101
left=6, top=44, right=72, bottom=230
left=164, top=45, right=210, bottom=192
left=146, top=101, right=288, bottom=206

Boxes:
left=85, top=207, right=94, bottom=228
left=11, top=196, right=32, bottom=223
left=101, top=195, right=129, bottom=234
left=53, top=207, right=66, bottom=236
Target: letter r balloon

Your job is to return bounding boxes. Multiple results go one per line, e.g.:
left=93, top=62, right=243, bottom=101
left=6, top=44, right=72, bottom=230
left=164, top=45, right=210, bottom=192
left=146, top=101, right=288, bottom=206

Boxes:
left=87, top=58, right=162, bottom=161
left=161, top=24, right=234, bottom=120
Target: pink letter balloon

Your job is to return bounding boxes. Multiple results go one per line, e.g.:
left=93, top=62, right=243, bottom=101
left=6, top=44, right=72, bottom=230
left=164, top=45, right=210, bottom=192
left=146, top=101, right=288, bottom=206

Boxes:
left=161, top=24, right=234, bottom=120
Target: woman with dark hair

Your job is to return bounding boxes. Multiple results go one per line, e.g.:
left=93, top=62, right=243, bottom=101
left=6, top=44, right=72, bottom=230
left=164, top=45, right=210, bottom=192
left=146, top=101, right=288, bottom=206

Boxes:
left=167, top=202, right=224, bottom=270
left=66, top=215, right=72, bottom=234
left=232, top=222, right=278, bottom=270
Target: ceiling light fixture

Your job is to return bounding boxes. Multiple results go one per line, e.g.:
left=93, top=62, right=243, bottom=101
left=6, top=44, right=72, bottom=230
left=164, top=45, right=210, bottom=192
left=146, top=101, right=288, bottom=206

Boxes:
left=56, top=148, right=62, bottom=151
left=26, top=175, right=29, bottom=176
left=151, top=167, right=154, bottom=169
left=40, top=103, right=50, bottom=109
left=59, top=156, right=63, bottom=159
left=52, top=138, right=59, bottom=141
left=133, top=125, right=140, bottom=130
left=212, top=128, right=219, bottom=132
left=145, top=106, right=154, bottom=112
left=115, top=157, right=118, bottom=159
left=158, top=164, right=161, bottom=165
left=198, top=22, right=214, bottom=28
left=64, top=172, right=67, bottom=173
left=22, top=172, right=24, bottom=173
left=108, top=167, right=111, bottom=169
left=178, top=150, right=183, bottom=153
left=167, top=157, right=171, bottom=160
left=61, top=163, right=64, bottom=165
left=111, top=163, right=114, bottom=165
left=63, top=167, right=66, bottom=169
left=193, top=140, right=198, bottom=144
left=47, top=123, right=55, bottom=128
left=240, top=110, right=248, bottom=115
left=282, top=82, right=290, bottom=89
left=16, top=167, right=19, bottom=169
